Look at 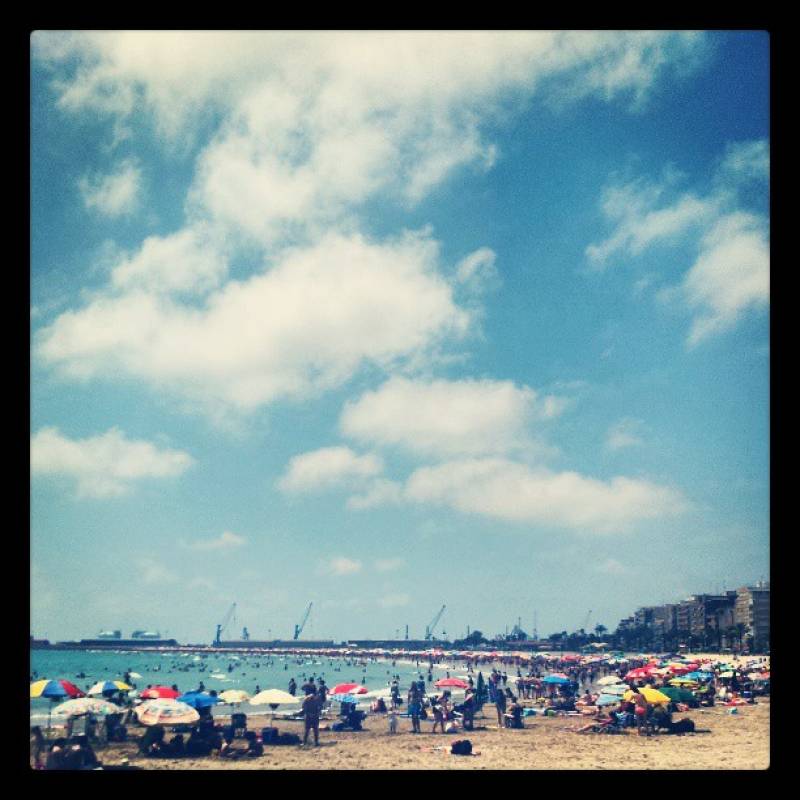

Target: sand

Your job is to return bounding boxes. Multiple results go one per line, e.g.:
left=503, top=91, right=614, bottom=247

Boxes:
left=76, top=698, right=769, bottom=771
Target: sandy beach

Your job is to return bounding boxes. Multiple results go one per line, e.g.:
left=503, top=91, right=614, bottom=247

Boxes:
left=77, top=697, right=769, bottom=771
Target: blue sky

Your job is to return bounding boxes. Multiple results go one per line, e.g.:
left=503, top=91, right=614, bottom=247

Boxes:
left=30, top=31, right=769, bottom=644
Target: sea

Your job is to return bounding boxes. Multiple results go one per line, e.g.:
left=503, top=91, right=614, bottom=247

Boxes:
left=29, top=648, right=464, bottom=725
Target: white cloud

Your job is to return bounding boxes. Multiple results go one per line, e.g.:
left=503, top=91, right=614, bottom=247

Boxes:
left=340, top=376, right=564, bottom=458
left=278, top=447, right=383, bottom=493
left=586, top=180, right=716, bottom=267
left=30, top=426, right=194, bottom=497
left=33, top=31, right=708, bottom=244
left=110, top=226, right=229, bottom=295
left=587, top=140, right=769, bottom=344
left=35, top=231, right=470, bottom=416
left=183, top=531, right=246, bottom=551
left=606, top=418, right=645, bottom=451
left=717, top=139, right=769, bottom=186
left=321, top=557, right=363, bottom=576
left=404, top=458, right=687, bottom=532
left=682, top=212, right=770, bottom=346
left=346, top=479, right=404, bottom=510
left=78, top=159, right=143, bottom=217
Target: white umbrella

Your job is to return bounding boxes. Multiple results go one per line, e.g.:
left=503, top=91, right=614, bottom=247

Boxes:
left=597, top=675, right=626, bottom=686
left=250, top=689, right=301, bottom=706
left=53, top=697, right=125, bottom=717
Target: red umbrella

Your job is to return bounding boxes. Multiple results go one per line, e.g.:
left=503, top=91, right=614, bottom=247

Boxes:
left=139, top=685, right=180, bottom=699
left=624, top=667, right=655, bottom=680
left=435, top=678, right=469, bottom=689
left=331, top=683, right=368, bottom=695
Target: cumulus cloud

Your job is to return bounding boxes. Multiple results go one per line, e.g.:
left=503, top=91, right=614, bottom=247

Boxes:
left=404, top=458, right=687, bottom=532
left=183, top=531, right=246, bottom=551
left=278, top=446, right=383, bottom=493
left=35, top=231, right=470, bottom=416
left=33, top=31, right=708, bottom=244
left=30, top=426, right=194, bottom=497
left=340, top=376, right=565, bottom=459
left=79, top=159, right=143, bottom=217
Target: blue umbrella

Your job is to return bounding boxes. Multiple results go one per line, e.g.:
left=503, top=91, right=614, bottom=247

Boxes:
left=542, top=675, right=571, bottom=684
left=684, top=671, right=714, bottom=681
left=596, top=693, right=622, bottom=706
left=177, top=691, right=221, bottom=710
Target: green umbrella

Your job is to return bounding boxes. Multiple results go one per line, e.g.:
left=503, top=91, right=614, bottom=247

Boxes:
left=659, top=686, right=695, bottom=704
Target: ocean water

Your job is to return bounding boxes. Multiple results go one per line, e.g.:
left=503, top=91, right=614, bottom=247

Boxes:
left=29, top=648, right=464, bottom=724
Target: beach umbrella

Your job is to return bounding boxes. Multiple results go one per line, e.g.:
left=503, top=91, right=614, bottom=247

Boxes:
left=218, top=689, right=251, bottom=704
left=135, top=699, right=200, bottom=726
left=30, top=679, right=84, bottom=699
left=87, top=680, right=132, bottom=696
left=623, top=687, right=670, bottom=705
left=128, top=672, right=143, bottom=679
left=435, top=678, right=469, bottom=689
left=176, top=691, right=220, bottom=709
left=719, top=670, right=736, bottom=678
left=542, top=675, right=571, bottom=685
left=659, top=686, right=696, bottom=704
left=331, top=683, right=368, bottom=695
left=597, top=675, right=626, bottom=686
left=250, top=689, right=302, bottom=706
left=668, top=677, right=699, bottom=687
left=139, top=685, right=181, bottom=700
left=596, top=694, right=622, bottom=706
left=683, top=671, right=714, bottom=681
left=600, top=683, right=629, bottom=696
left=53, top=697, right=125, bottom=717
left=624, top=667, right=655, bottom=680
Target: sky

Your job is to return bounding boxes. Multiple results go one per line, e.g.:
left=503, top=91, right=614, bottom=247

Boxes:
left=30, top=30, right=769, bottom=645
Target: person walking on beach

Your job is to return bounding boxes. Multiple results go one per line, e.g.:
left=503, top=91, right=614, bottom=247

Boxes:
left=408, top=684, right=422, bottom=734
left=495, top=684, right=507, bottom=728
left=302, top=691, right=323, bottom=746
left=288, top=677, right=297, bottom=696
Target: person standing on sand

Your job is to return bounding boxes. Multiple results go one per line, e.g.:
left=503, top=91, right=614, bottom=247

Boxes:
left=302, top=691, right=323, bottom=746
left=495, top=685, right=507, bottom=727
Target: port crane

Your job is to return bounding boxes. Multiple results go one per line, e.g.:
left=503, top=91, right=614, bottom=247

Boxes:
left=214, top=602, right=237, bottom=646
left=293, top=602, right=313, bottom=640
left=424, top=605, right=446, bottom=640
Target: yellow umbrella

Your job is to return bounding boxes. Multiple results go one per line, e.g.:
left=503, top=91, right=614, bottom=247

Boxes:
left=218, top=689, right=250, bottom=704
left=669, top=677, right=699, bottom=686
left=623, top=687, right=671, bottom=705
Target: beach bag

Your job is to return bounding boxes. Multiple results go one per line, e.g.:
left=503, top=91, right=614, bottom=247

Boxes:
left=451, top=739, right=472, bottom=756
left=276, top=732, right=301, bottom=746
left=260, top=727, right=279, bottom=745
left=670, top=718, right=695, bottom=734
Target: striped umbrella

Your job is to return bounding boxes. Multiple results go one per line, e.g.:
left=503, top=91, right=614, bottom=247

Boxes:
left=134, top=699, right=200, bottom=726
left=87, top=680, right=132, bottom=696
left=30, top=679, right=84, bottom=699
